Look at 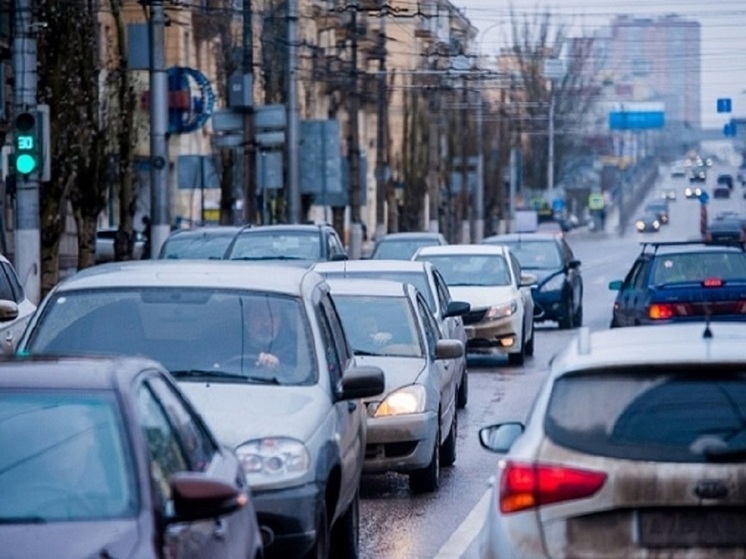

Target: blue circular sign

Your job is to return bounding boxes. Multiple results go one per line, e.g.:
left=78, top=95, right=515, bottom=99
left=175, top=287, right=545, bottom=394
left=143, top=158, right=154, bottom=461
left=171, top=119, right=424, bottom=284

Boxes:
left=167, top=66, right=216, bottom=135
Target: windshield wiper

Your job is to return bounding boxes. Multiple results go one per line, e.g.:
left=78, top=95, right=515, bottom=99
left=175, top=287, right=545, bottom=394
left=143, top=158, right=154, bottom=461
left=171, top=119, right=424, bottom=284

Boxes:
left=353, top=349, right=383, bottom=356
left=703, top=445, right=746, bottom=463
left=171, top=369, right=248, bottom=380
left=229, top=255, right=308, bottom=261
left=243, top=375, right=282, bottom=385
left=0, top=516, right=47, bottom=524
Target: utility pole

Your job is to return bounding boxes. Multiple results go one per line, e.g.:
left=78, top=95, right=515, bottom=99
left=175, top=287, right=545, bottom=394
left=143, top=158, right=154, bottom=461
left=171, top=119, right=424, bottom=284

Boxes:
left=148, top=0, right=169, bottom=258
left=474, top=95, right=484, bottom=242
left=347, top=0, right=363, bottom=258
left=547, top=83, right=555, bottom=192
left=374, top=1, right=387, bottom=241
left=12, top=0, right=39, bottom=302
left=427, top=77, right=440, bottom=234
left=286, top=0, right=301, bottom=223
left=241, top=0, right=257, bottom=224
left=459, top=81, right=470, bottom=243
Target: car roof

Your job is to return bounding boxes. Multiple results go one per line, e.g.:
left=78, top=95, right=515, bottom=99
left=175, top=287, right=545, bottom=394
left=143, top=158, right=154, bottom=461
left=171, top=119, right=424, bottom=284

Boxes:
left=415, top=244, right=509, bottom=256
left=482, top=233, right=560, bottom=243
left=325, top=277, right=414, bottom=298
left=236, top=223, right=332, bottom=234
left=376, top=232, right=446, bottom=242
left=313, top=259, right=432, bottom=274
left=166, top=226, right=243, bottom=239
left=638, top=241, right=744, bottom=256
left=551, top=324, right=746, bottom=375
left=52, top=260, right=322, bottom=297
left=0, top=355, right=164, bottom=390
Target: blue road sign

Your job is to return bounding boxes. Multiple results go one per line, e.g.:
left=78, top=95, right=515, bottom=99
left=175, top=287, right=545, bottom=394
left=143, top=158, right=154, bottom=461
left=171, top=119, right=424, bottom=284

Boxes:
left=724, top=120, right=737, bottom=137
left=717, top=98, right=732, bottom=113
left=609, top=111, right=665, bottom=130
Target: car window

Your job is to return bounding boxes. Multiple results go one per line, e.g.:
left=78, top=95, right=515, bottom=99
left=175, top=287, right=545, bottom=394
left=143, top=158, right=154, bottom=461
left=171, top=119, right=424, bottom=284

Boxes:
left=0, top=262, right=21, bottom=303
left=631, top=259, right=650, bottom=290
left=432, top=269, right=451, bottom=312
left=623, top=259, right=645, bottom=289
left=317, top=297, right=345, bottom=386
left=416, top=295, right=440, bottom=355
left=372, top=240, right=439, bottom=260
left=159, top=234, right=235, bottom=259
left=146, top=375, right=217, bottom=472
left=228, top=231, right=321, bottom=261
left=417, top=254, right=511, bottom=286
left=321, top=270, right=436, bottom=312
left=497, top=240, right=562, bottom=270
left=0, top=389, right=136, bottom=522
left=508, top=253, right=522, bottom=284
left=652, top=252, right=746, bottom=284
left=544, top=369, right=746, bottom=463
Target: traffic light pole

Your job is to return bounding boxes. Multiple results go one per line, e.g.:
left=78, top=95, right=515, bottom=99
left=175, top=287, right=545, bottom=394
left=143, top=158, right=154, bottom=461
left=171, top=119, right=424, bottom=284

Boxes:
left=12, top=0, right=40, bottom=303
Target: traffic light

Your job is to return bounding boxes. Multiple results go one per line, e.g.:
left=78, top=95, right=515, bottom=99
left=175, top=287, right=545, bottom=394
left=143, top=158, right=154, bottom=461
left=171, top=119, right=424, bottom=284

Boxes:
left=13, top=111, right=39, bottom=176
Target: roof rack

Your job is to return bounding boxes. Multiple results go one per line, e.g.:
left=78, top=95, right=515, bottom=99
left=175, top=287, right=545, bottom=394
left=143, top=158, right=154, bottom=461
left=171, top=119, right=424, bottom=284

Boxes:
left=639, top=240, right=745, bottom=256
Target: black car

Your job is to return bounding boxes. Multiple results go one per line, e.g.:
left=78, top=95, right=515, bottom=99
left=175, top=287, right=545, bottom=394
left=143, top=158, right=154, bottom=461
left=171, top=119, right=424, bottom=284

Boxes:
left=224, top=223, right=348, bottom=267
left=643, top=200, right=669, bottom=225
left=634, top=213, right=661, bottom=233
left=482, top=232, right=583, bottom=329
left=0, top=355, right=263, bottom=559
left=158, top=225, right=243, bottom=259
left=609, top=241, right=746, bottom=327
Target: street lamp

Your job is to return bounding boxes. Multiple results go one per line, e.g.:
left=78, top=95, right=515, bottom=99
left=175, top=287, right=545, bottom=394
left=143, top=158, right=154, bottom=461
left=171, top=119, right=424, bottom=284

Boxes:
left=543, top=59, right=565, bottom=193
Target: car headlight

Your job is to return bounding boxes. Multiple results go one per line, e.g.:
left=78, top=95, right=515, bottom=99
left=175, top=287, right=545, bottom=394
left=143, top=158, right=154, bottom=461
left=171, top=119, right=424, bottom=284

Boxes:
left=635, top=220, right=645, bottom=231
left=653, top=220, right=660, bottom=229
left=484, top=300, right=518, bottom=319
left=236, top=437, right=311, bottom=478
left=374, top=384, right=426, bottom=417
left=539, top=273, right=565, bottom=292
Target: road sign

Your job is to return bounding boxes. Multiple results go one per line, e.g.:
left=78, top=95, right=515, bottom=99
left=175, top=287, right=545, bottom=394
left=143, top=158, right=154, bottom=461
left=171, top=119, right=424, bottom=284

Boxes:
left=588, top=192, right=605, bottom=210
left=724, top=120, right=737, bottom=137
left=717, top=98, right=732, bottom=113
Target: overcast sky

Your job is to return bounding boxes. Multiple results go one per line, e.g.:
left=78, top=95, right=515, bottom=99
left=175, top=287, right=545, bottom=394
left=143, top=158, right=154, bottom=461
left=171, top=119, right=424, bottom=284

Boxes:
left=449, top=0, right=746, bottom=128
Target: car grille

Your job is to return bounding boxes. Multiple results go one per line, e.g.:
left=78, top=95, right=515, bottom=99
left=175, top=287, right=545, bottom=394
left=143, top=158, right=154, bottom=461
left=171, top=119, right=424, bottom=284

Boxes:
left=463, top=308, right=487, bottom=325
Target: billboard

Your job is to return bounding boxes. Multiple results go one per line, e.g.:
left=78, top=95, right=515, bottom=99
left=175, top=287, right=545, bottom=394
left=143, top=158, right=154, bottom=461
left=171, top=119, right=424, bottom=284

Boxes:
left=608, top=101, right=665, bottom=130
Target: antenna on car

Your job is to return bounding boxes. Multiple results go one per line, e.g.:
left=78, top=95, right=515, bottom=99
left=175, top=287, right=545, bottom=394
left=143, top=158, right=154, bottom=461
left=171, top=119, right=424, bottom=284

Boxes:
left=703, top=304, right=713, bottom=339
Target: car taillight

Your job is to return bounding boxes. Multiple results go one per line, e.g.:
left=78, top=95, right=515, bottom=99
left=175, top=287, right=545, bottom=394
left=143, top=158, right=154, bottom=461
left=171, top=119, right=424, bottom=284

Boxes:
left=703, top=277, right=723, bottom=288
left=648, top=303, right=676, bottom=320
left=499, top=461, right=607, bottom=514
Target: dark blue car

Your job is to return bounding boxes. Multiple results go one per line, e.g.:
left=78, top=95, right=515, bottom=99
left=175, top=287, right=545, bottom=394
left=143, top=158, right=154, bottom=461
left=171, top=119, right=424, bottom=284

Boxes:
left=609, top=241, right=746, bottom=327
left=482, top=233, right=583, bottom=329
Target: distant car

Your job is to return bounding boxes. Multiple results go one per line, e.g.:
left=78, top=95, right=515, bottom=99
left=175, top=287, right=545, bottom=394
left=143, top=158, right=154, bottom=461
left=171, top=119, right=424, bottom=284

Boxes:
left=369, top=231, right=448, bottom=260
left=313, top=259, right=471, bottom=408
left=717, top=174, right=734, bottom=189
left=482, top=233, right=583, bottom=329
left=478, top=323, right=746, bottom=559
left=158, top=226, right=242, bottom=259
left=634, top=213, right=661, bottom=233
left=414, top=244, right=536, bottom=366
left=643, top=200, right=669, bottom=224
left=689, top=167, right=706, bottom=183
left=326, top=278, right=463, bottom=493
left=0, top=253, right=36, bottom=354
left=17, top=261, right=385, bottom=559
left=0, top=355, right=263, bottom=559
left=705, top=217, right=746, bottom=244
left=659, top=187, right=677, bottom=201
left=224, top=223, right=348, bottom=267
left=608, top=241, right=746, bottom=327
left=684, top=185, right=703, bottom=199
left=95, top=227, right=146, bottom=263
left=713, top=183, right=732, bottom=199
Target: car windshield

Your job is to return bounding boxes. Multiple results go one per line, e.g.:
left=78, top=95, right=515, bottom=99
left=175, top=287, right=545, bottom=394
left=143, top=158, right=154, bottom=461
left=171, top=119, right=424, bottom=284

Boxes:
left=321, top=270, right=436, bottom=313
left=332, top=295, right=423, bottom=357
left=25, top=289, right=317, bottom=385
left=495, top=240, right=562, bottom=270
left=159, top=234, right=235, bottom=259
left=416, top=254, right=511, bottom=286
left=652, top=252, right=746, bottom=284
left=227, top=231, right=320, bottom=261
left=544, top=369, right=746, bottom=463
left=372, top=239, right=440, bottom=260
left=0, top=390, right=136, bottom=522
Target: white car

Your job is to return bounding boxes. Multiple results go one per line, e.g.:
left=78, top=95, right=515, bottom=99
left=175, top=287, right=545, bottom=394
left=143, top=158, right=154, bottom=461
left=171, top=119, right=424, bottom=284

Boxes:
left=0, top=254, right=36, bottom=353
left=478, top=323, right=746, bottom=558
left=413, top=244, right=535, bottom=366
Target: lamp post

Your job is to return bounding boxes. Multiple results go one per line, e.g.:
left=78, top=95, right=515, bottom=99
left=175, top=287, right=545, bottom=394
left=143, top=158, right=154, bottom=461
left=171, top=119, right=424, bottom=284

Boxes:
left=543, top=59, right=565, bottom=193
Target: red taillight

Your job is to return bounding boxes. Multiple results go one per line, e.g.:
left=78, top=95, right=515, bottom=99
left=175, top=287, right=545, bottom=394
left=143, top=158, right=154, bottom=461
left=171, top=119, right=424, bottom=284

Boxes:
left=702, top=277, right=723, bottom=288
left=648, top=303, right=675, bottom=320
left=499, top=461, right=607, bottom=514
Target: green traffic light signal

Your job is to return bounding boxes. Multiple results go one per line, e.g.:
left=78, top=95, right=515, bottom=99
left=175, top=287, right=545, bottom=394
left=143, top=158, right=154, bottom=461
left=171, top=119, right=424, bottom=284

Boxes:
left=14, top=111, right=39, bottom=176
left=16, top=153, right=37, bottom=174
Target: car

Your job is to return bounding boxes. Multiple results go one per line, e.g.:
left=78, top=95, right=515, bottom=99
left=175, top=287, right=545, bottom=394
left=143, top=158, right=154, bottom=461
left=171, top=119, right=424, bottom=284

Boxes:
left=0, top=354, right=263, bottom=559
left=223, top=223, right=348, bottom=267
left=670, top=164, right=686, bottom=178
left=643, top=199, right=669, bottom=224
left=158, top=225, right=243, bottom=259
left=688, top=167, right=706, bottom=183
left=95, top=227, right=146, bottom=263
left=413, top=244, right=536, bottom=366
left=17, top=261, right=385, bottom=559
left=634, top=213, right=661, bottom=233
left=482, top=233, right=583, bottom=330
left=312, top=259, right=471, bottom=408
left=716, top=173, right=734, bottom=189
left=608, top=241, right=746, bottom=327
left=713, top=184, right=731, bottom=199
left=0, top=253, right=36, bottom=354
left=704, top=216, right=746, bottom=244
left=369, top=231, right=448, bottom=260
left=325, top=278, right=463, bottom=493
left=659, top=187, right=677, bottom=201
left=684, top=185, right=703, bottom=199
left=477, top=322, right=746, bottom=559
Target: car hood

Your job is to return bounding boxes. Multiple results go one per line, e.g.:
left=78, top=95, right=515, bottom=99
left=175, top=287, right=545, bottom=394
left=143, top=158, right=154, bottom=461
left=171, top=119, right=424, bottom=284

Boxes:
left=178, top=382, right=325, bottom=448
left=353, top=355, right=427, bottom=398
left=0, top=519, right=141, bottom=559
left=447, top=285, right=516, bottom=309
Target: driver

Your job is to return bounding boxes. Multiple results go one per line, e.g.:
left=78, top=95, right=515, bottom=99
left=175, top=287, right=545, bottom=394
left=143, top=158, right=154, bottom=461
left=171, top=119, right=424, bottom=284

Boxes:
left=246, top=298, right=295, bottom=369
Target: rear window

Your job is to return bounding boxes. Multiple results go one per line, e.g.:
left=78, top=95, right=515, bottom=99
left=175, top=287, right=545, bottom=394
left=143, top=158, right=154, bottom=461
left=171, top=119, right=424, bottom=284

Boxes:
left=321, top=270, right=436, bottom=313
left=651, top=251, right=746, bottom=284
left=544, top=368, right=746, bottom=463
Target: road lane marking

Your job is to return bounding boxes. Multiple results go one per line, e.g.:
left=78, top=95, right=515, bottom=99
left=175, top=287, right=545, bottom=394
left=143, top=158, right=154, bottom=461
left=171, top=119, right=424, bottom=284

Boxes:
left=433, top=489, right=491, bottom=558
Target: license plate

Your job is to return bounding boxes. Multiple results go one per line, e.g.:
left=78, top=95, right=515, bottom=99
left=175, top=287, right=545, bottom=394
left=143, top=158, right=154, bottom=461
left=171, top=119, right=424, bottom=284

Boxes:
left=639, top=509, right=746, bottom=547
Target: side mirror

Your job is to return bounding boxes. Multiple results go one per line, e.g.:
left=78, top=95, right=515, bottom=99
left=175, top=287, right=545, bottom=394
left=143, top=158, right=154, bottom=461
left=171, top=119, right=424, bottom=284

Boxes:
left=443, top=300, right=470, bottom=318
left=330, top=254, right=348, bottom=262
left=434, top=339, right=464, bottom=360
left=608, top=280, right=623, bottom=291
left=169, top=472, right=247, bottom=523
left=568, top=259, right=581, bottom=269
left=478, top=422, right=524, bottom=454
left=0, top=300, right=20, bottom=323
left=520, top=272, right=537, bottom=288
left=339, top=365, right=385, bottom=400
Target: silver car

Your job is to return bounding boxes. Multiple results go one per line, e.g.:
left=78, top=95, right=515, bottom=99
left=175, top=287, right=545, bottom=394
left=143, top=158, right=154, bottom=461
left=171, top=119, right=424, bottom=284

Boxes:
left=326, top=278, right=463, bottom=493
left=0, top=254, right=36, bottom=354
left=313, top=259, right=470, bottom=408
left=478, top=323, right=746, bottom=559
left=17, top=261, right=384, bottom=559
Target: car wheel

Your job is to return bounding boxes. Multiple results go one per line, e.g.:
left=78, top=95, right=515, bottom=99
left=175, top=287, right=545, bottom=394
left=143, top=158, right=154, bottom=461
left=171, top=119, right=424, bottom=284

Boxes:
left=303, top=502, right=330, bottom=559
left=525, top=320, right=535, bottom=357
left=573, top=303, right=583, bottom=327
left=456, top=368, right=468, bottom=409
left=610, top=316, right=619, bottom=328
left=409, top=426, right=440, bottom=493
left=558, top=295, right=574, bottom=329
left=440, top=411, right=457, bottom=467
left=507, top=338, right=525, bottom=366
left=330, top=489, right=359, bottom=559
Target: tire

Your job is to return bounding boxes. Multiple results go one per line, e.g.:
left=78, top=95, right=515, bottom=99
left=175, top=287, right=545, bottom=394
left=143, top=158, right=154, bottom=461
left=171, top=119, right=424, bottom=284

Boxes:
left=507, top=328, right=526, bottom=366
left=456, top=368, right=468, bottom=409
left=303, top=502, right=330, bottom=559
left=440, top=411, right=457, bottom=467
left=558, top=295, right=574, bottom=330
left=525, top=321, right=535, bottom=357
left=330, top=489, right=359, bottom=559
left=409, top=427, right=440, bottom=494
left=573, top=303, right=584, bottom=328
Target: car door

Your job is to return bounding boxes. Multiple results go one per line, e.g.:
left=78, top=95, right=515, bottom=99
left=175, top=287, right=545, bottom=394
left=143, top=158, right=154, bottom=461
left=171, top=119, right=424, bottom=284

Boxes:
left=617, top=259, right=649, bottom=326
left=134, top=373, right=254, bottom=559
left=508, top=252, right=533, bottom=334
left=0, top=260, right=35, bottom=353
left=317, top=294, right=362, bottom=516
